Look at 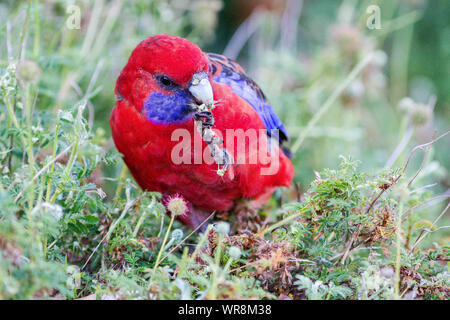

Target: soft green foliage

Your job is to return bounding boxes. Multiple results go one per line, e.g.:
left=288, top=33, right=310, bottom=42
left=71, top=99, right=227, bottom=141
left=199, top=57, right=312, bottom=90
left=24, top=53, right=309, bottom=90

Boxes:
left=0, top=0, right=448, bottom=300
left=295, top=275, right=353, bottom=300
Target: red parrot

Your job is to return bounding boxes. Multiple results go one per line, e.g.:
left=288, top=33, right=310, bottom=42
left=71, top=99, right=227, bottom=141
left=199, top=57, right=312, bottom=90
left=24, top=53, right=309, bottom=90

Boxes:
left=110, top=34, right=294, bottom=228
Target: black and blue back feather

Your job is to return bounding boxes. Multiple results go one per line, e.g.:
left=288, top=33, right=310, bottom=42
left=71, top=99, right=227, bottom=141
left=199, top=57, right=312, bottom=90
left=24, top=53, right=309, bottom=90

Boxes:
left=207, top=53, right=290, bottom=147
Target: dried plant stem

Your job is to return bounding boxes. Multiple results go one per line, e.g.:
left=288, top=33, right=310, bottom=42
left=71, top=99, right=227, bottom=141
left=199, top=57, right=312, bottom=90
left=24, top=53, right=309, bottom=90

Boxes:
left=401, top=131, right=449, bottom=176
left=410, top=201, right=450, bottom=252
left=194, top=103, right=233, bottom=175
left=194, top=120, right=229, bottom=170
left=401, top=193, right=450, bottom=223
left=406, top=130, right=435, bottom=188
left=340, top=225, right=362, bottom=265
left=365, top=130, right=449, bottom=217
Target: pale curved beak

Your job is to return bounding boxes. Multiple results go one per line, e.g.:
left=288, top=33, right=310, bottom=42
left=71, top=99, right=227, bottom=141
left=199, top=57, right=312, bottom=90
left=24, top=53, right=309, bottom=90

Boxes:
left=188, top=72, right=213, bottom=107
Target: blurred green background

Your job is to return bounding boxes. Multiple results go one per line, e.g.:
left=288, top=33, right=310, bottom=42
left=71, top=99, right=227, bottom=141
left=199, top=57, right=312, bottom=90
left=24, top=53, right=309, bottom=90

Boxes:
left=1, top=0, right=448, bottom=236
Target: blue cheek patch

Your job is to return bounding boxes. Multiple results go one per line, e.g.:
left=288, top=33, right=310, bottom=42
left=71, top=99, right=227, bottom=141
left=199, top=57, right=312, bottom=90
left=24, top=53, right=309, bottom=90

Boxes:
left=143, top=91, right=194, bottom=124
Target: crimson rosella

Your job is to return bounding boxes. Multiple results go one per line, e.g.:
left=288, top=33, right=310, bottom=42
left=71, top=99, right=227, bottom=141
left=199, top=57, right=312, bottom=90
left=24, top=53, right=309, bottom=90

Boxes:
left=110, top=34, right=294, bottom=228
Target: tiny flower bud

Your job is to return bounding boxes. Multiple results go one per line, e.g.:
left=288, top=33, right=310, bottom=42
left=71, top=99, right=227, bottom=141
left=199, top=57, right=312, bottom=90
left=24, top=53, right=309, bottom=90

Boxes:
left=228, top=246, right=241, bottom=259
left=17, top=60, right=41, bottom=83
left=166, top=195, right=188, bottom=216
left=397, top=185, right=410, bottom=200
left=398, top=97, right=415, bottom=112
left=409, top=103, right=432, bottom=127
left=380, top=266, right=394, bottom=279
left=331, top=23, right=362, bottom=55
left=215, top=222, right=230, bottom=235
left=372, top=50, right=387, bottom=67
left=171, top=229, right=183, bottom=242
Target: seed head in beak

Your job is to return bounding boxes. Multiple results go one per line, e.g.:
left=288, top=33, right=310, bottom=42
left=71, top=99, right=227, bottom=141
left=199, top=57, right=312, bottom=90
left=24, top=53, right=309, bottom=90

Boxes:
left=188, top=72, right=213, bottom=107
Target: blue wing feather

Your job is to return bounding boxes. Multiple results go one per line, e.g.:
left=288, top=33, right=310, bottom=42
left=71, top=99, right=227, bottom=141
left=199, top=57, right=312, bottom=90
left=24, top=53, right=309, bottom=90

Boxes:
left=207, top=53, right=289, bottom=143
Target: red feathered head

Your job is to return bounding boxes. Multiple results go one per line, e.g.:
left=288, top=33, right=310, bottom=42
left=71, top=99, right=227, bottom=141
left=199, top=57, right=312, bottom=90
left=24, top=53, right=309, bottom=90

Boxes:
left=115, top=34, right=212, bottom=123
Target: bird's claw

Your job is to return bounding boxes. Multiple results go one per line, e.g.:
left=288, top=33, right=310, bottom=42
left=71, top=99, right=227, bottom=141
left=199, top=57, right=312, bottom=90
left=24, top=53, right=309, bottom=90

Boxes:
left=194, top=111, right=214, bottom=127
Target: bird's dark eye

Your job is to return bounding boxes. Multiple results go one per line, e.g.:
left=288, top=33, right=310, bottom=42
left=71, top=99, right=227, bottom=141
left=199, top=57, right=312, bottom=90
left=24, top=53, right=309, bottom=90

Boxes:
left=157, top=75, right=176, bottom=88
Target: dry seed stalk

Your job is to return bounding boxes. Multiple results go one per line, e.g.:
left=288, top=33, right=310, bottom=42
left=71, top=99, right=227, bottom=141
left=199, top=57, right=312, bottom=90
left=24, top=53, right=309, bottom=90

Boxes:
left=194, top=102, right=233, bottom=176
